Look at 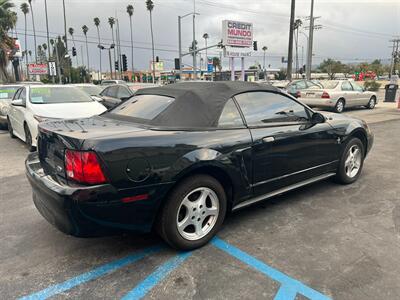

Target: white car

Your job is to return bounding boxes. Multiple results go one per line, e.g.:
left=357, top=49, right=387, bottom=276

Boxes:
left=7, top=85, right=107, bottom=151
left=297, top=80, right=377, bottom=113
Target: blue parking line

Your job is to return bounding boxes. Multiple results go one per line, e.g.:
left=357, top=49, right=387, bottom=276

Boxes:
left=121, top=251, right=192, bottom=300
left=19, top=245, right=163, bottom=300
left=211, top=238, right=331, bottom=300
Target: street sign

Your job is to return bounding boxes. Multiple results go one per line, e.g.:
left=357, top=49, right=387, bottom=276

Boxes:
left=222, top=20, right=253, bottom=48
left=48, top=61, right=57, bottom=76
left=28, top=63, right=48, bottom=75
left=207, top=57, right=213, bottom=72
left=224, top=48, right=252, bottom=58
left=150, top=61, right=164, bottom=72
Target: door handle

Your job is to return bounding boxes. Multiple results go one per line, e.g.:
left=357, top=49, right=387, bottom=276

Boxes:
left=262, top=136, right=275, bottom=143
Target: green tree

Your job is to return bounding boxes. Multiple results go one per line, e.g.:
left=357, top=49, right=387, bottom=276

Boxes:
left=127, top=4, right=134, bottom=77
left=319, top=58, right=344, bottom=79
left=93, top=17, right=101, bottom=78
left=0, top=0, right=17, bottom=81
left=146, top=0, right=155, bottom=83
left=27, top=0, right=37, bottom=62
left=82, top=25, right=89, bottom=71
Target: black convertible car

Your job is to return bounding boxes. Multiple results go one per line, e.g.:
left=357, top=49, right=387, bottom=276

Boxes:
left=26, top=82, right=373, bottom=250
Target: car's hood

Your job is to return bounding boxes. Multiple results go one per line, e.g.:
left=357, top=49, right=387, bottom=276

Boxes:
left=31, top=101, right=107, bottom=119
left=321, top=111, right=367, bottom=128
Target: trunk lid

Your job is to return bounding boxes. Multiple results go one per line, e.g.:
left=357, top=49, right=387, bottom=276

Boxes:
left=37, top=116, right=147, bottom=179
left=298, top=89, right=325, bottom=99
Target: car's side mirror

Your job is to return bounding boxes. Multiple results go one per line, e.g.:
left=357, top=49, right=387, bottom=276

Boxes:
left=311, top=112, right=325, bottom=124
left=11, top=99, right=24, bottom=107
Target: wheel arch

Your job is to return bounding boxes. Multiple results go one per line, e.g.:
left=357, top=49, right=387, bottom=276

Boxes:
left=349, top=129, right=368, bottom=155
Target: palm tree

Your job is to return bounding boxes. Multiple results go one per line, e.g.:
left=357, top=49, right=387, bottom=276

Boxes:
left=81, top=25, right=89, bottom=71
left=203, top=33, right=209, bottom=71
left=0, top=0, right=17, bottom=81
left=93, top=17, right=102, bottom=80
left=42, top=43, right=47, bottom=62
left=68, top=27, right=78, bottom=66
left=20, top=3, right=29, bottom=77
left=212, top=56, right=221, bottom=80
left=108, top=17, right=116, bottom=79
left=27, top=0, right=37, bottom=63
left=127, top=4, right=134, bottom=80
left=146, top=0, right=155, bottom=83
left=49, top=38, right=54, bottom=59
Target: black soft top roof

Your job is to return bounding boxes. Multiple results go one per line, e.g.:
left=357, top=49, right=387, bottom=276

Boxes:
left=134, top=81, right=279, bottom=128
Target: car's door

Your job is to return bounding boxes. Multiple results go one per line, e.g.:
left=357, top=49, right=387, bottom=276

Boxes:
left=341, top=81, right=356, bottom=107
left=351, top=82, right=368, bottom=105
left=234, top=91, right=340, bottom=196
left=10, top=87, right=27, bottom=137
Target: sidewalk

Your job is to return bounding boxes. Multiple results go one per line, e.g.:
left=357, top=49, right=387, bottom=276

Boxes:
left=344, top=101, right=400, bottom=124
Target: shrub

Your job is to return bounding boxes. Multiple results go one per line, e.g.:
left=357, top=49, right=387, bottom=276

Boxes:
left=364, top=80, right=381, bottom=91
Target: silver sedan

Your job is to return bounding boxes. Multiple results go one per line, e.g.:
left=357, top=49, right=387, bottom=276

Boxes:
left=297, top=80, right=377, bottom=113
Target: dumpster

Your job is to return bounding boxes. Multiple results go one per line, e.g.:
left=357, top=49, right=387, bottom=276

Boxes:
left=384, top=84, right=398, bottom=102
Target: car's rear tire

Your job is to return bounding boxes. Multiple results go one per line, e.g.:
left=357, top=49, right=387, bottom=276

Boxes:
left=24, top=124, right=35, bottom=152
left=8, top=117, right=15, bottom=138
left=366, top=96, right=376, bottom=109
left=335, top=137, right=364, bottom=184
left=157, top=174, right=227, bottom=250
left=334, top=99, right=345, bottom=113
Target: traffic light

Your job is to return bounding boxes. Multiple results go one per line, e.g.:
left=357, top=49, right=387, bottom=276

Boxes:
left=253, top=41, right=258, bottom=51
left=174, top=58, right=180, bottom=70
left=122, top=54, right=128, bottom=72
left=156, top=56, right=159, bottom=63
left=72, top=47, right=77, bottom=57
left=115, top=61, right=119, bottom=71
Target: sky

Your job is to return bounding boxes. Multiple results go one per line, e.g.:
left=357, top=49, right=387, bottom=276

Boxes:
left=10, top=0, right=400, bottom=72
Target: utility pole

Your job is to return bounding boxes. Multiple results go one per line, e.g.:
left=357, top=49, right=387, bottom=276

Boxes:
left=287, top=0, right=295, bottom=81
left=116, top=16, right=123, bottom=80
left=306, top=0, right=314, bottom=80
left=389, top=38, right=400, bottom=77
left=178, top=16, right=182, bottom=78
left=192, top=0, right=197, bottom=80
left=62, top=0, right=68, bottom=52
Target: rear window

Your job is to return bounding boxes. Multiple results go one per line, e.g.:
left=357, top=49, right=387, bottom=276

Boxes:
left=0, top=87, right=18, bottom=99
left=320, top=81, right=339, bottom=89
left=30, top=87, right=94, bottom=104
left=110, top=95, right=174, bottom=122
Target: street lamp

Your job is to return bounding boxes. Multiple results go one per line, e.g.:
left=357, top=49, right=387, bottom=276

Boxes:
left=203, top=33, right=209, bottom=75
left=98, top=44, right=115, bottom=80
left=178, top=11, right=199, bottom=80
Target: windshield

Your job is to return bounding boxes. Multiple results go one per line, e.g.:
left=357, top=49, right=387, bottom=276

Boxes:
left=109, top=94, right=175, bottom=123
left=0, top=86, right=19, bottom=99
left=77, top=85, right=103, bottom=96
left=320, top=81, right=339, bottom=89
left=30, top=87, right=94, bottom=104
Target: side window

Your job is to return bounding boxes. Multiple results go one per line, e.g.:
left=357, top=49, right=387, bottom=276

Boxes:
left=351, top=82, right=363, bottom=92
left=100, top=87, right=108, bottom=96
left=235, top=92, right=309, bottom=126
left=218, top=98, right=244, bottom=128
left=107, top=86, right=119, bottom=97
left=295, top=81, right=307, bottom=89
left=13, top=89, right=22, bottom=100
left=117, top=86, right=132, bottom=99
left=341, top=81, right=353, bottom=91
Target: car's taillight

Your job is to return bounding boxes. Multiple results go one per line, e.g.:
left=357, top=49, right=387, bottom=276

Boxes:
left=296, top=91, right=301, bottom=98
left=65, top=150, right=107, bottom=185
left=321, top=91, right=330, bottom=99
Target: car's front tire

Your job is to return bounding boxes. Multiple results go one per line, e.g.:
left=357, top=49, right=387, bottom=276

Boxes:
left=336, top=137, right=364, bottom=184
left=7, top=117, right=15, bottom=138
left=24, top=124, right=35, bottom=152
left=366, top=96, right=376, bottom=109
left=157, top=175, right=227, bottom=250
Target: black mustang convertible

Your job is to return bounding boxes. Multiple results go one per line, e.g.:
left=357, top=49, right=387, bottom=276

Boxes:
left=26, top=82, right=373, bottom=250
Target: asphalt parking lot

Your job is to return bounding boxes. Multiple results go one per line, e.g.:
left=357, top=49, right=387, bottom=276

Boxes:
left=1, top=101, right=399, bottom=299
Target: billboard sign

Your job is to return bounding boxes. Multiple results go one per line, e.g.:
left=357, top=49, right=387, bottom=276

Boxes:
left=207, top=57, right=213, bottom=72
left=224, top=49, right=252, bottom=58
left=150, top=61, right=164, bottom=72
left=222, top=20, right=253, bottom=48
left=28, top=63, right=48, bottom=75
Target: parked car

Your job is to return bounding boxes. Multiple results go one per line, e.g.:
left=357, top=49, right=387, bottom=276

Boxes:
left=26, top=82, right=373, bottom=250
left=0, top=82, right=44, bottom=129
left=100, top=83, right=159, bottom=109
left=298, top=80, right=377, bottom=113
left=72, top=84, right=105, bottom=102
left=7, top=85, right=107, bottom=151
left=286, top=79, right=322, bottom=97
left=100, top=80, right=126, bottom=86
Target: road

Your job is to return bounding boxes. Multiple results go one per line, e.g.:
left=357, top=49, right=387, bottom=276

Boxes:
left=0, top=103, right=399, bottom=299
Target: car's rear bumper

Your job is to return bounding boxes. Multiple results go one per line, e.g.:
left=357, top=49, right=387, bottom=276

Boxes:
left=299, top=97, right=336, bottom=108
left=26, top=153, right=173, bottom=237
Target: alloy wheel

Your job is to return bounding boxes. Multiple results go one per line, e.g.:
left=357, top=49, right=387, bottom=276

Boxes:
left=176, top=187, right=219, bottom=241
left=336, top=100, right=344, bottom=113
left=344, top=145, right=362, bottom=178
left=368, top=98, right=376, bottom=109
